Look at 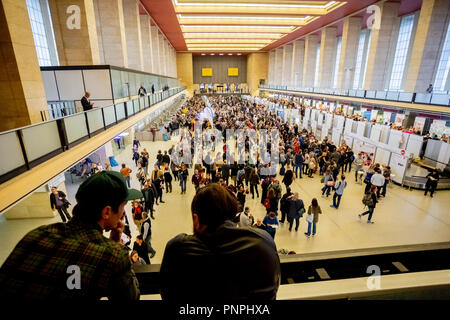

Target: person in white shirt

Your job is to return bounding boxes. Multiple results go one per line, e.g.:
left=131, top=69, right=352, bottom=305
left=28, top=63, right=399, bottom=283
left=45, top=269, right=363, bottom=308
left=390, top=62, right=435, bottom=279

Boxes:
left=370, top=167, right=385, bottom=198
left=330, top=175, right=347, bottom=209
left=238, top=207, right=254, bottom=228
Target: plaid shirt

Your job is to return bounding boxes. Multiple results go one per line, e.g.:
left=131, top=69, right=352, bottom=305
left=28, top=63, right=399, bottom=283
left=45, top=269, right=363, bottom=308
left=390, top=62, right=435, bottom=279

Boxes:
left=0, top=218, right=140, bottom=300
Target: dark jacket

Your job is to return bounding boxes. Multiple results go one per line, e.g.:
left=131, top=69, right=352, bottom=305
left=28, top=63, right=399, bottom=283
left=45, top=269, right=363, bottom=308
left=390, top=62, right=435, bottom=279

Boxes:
left=133, top=241, right=150, bottom=264
left=160, top=220, right=280, bottom=301
left=81, top=96, right=92, bottom=111
left=287, top=199, right=305, bottom=221
left=50, top=191, right=70, bottom=210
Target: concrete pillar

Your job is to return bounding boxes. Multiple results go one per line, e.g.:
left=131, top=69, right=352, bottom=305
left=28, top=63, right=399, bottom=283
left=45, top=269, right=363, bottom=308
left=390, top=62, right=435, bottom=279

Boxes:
left=247, top=52, right=269, bottom=96
left=94, top=0, right=128, bottom=67
left=274, top=48, right=283, bottom=84
left=302, top=34, right=319, bottom=88
left=268, top=50, right=276, bottom=85
left=140, top=15, right=152, bottom=73
left=164, top=40, right=170, bottom=76
left=404, top=0, right=450, bottom=92
left=151, top=26, right=160, bottom=74
left=176, top=52, right=193, bottom=95
left=159, top=35, right=166, bottom=76
left=123, top=0, right=143, bottom=71
left=0, top=0, right=49, bottom=131
left=48, top=0, right=100, bottom=65
left=282, top=44, right=293, bottom=86
left=364, top=2, right=401, bottom=90
left=336, top=17, right=362, bottom=89
left=291, top=40, right=305, bottom=88
left=318, top=28, right=337, bottom=88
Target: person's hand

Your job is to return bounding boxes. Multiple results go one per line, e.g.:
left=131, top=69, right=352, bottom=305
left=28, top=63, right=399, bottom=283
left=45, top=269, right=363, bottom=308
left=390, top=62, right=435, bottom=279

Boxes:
left=110, top=219, right=125, bottom=243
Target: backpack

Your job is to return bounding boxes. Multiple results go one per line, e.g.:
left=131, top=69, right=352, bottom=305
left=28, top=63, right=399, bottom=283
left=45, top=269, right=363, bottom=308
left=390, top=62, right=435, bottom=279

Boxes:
left=362, top=193, right=374, bottom=207
left=264, top=198, right=271, bottom=209
left=279, top=167, right=285, bottom=176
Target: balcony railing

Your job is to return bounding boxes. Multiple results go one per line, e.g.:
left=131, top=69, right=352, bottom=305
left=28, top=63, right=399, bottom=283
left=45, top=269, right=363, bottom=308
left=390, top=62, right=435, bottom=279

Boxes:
left=259, top=85, right=450, bottom=107
left=0, top=87, right=185, bottom=184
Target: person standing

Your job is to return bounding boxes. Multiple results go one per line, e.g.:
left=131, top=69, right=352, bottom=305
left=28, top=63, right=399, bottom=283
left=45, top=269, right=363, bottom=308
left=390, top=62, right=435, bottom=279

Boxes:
left=133, top=235, right=150, bottom=264
left=138, top=85, right=147, bottom=97
left=142, top=182, right=156, bottom=219
left=381, top=166, right=391, bottom=198
left=305, top=198, right=322, bottom=237
left=287, top=193, right=305, bottom=232
left=81, top=92, right=94, bottom=111
left=260, top=176, right=270, bottom=206
left=294, top=151, right=303, bottom=179
left=154, top=172, right=165, bottom=204
left=330, top=175, right=347, bottom=209
left=370, top=167, right=385, bottom=199
left=263, top=212, right=279, bottom=239
left=249, top=168, right=260, bottom=199
left=131, top=201, right=144, bottom=232
left=279, top=187, right=292, bottom=224
left=359, top=185, right=378, bottom=224
left=136, top=163, right=146, bottom=188
left=191, top=169, right=201, bottom=192
left=321, top=169, right=334, bottom=197
left=354, top=153, right=364, bottom=182
left=282, top=165, right=294, bottom=191
left=140, top=213, right=156, bottom=259
left=424, top=170, right=439, bottom=198
left=178, top=163, right=188, bottom=194
left=238, top=207, right=254, bottom=228
left=163, top=164, right=173, bottom=193
left=49, top=187, right=71, bottom=222
left=221, top=160, right=230, bottom=185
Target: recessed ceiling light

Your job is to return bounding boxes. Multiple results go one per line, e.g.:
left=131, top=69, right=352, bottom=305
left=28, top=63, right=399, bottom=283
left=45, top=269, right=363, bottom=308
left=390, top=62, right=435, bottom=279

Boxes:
left=219, top=53, right=224, bottom=55
left=201, top=53, right=206, bottom=55
left=237, top=53, right=242, bottom=55
left=174, top=1, right=337, bottom=9
left=210, top=53, right=215, bottom=55
left=228, top=53, right=233, bottom=55
left=178, top=14, right=311, bottom=21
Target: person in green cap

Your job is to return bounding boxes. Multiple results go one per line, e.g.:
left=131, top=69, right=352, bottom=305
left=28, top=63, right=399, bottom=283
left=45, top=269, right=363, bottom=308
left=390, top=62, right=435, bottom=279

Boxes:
left=0, top=171, right=142, bottom=300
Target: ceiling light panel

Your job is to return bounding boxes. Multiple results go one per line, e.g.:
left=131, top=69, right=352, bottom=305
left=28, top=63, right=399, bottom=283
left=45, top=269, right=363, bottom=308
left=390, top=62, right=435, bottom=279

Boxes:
left=185, top=39, right=274, bottom=44
left=184, top=32, right=282, bottom=39
left=181, top=25, right=296, bottom=33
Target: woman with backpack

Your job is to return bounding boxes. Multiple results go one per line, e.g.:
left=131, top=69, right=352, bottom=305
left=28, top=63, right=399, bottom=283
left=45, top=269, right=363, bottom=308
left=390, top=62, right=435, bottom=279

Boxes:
left=359, top=185, right=378, bottom=224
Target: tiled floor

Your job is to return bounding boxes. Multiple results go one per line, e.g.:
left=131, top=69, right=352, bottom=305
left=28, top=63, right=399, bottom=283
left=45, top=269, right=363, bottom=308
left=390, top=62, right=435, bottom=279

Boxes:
left=1, top=134, right=449, bottom=266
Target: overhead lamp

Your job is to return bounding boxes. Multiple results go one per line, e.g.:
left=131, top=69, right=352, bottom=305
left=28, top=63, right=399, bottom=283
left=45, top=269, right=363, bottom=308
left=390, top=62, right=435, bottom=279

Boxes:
left=237, top=53, right=242, bottom=55
left=228, top=53, right=233, bottom=55
left=184, top=32, right=281, bottom=36
left=178, top=14, right=311, bottom=21
left=174, top=0, right=337, bottom=9
left=201, top=53, right=206, bottom=55
left=219, top=53, right=224, bottom=56
left=210, top=53, right=215, bottom=55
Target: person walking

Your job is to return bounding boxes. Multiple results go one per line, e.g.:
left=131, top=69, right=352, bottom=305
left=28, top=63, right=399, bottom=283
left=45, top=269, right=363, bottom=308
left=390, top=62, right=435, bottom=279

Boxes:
left=305, top=198, right=322, bottom=237
left=142, top=182, right=156, bottom=219
left=154, top=171, right=165, bottom=204
left=370, top=167, right=385, bottom=199
left=163, top=164, right=173, bottom=193
left=308, top=153, right=316, bottom=178
left=424, top=170, right=439, bottom=198
left=282, top=165, right=294, bottom=191
left=381, top=166, right=391, bottom=198
left=136, top=163, right=147, bottom=188
left=330, top=175, right=347, bottom=209
left=249, top=168, right=260, bottom=199
left=303, top=151, right=310, bottom=175
left=321, top=169, right=334, bottom=197
left=120, top=164, right=132, bottom=188
left=287, top=193, right=305, bottom=232
left=279, top=187, right=292, bottom=224
left=49, top=187, right=71, bottom=222
left=294, top=151, right=303, bottom=179
left=260, top=176, right=271, bottom=206
left=131, top=201, right=144, bottom=232
left=359, top=185, right=378, bottom=224
left=354, top=153, right=364, bottom=183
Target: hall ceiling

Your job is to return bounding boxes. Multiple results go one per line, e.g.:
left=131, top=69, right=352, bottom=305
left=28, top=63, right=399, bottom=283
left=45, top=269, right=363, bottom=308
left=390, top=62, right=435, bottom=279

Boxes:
left=172, top=0, right=346, bottom=52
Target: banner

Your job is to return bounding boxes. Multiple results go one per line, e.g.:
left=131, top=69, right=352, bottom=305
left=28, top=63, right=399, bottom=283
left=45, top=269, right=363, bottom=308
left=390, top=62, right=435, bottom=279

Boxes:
left=383, top=112, right=392, bottom=124
left=357, top=121, right=366, bottom=137
left=370, top=110, right=378, bottom=121
left=363, top=111, right=371, bottom=121
left=429, top=120, right=446, bottom=137
left=344, top=118, right=353, bottom=135
left=413, top=117, right=426, bottom=134
left=394, top=114, right=405, bottom=127
left=389, top=153, right=408, bottom=184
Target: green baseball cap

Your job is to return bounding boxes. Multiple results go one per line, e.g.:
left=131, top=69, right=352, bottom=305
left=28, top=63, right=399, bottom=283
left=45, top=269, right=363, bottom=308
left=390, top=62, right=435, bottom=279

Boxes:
left=76, top=171, right=143, bottom=206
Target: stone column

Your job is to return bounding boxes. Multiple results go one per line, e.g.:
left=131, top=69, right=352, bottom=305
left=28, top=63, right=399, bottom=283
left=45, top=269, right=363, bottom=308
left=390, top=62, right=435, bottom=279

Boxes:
left=94, top=0, right=128, bottom=67
left=291, top=40, right=305, bottom=88
left=364, top=2, right=400, bottom=90
left=158, top=35, right=166, bottom=76
left=268, top=50, right=275, bottom=85
left=318, top=27, right=337, bottom=88
left=404, top=0, right=450, bottom=92
left=274, top=48, right=283, bottom=84
left=282, top=44, right=293, bottom=86
left=140, top=15, right=152, bottom=73
left=0, top=0, right=49, bottom=131
left=247, top=52, right=269, bottom=96
left=48, top=0, right=100, bottom=65
left=302, top=34, right=319, bottom=88
left=151, top=26, right=160, bottom=74
left=336, top=17, right=362, bottom=89
left=123, top=0, right=143, bottom=71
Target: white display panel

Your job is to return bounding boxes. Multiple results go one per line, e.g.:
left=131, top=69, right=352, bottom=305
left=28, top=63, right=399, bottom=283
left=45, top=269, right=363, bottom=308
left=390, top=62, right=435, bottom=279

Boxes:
left=380, top=125, right=390, bottom=144
left=343, top=135, right=353, bottom=148
left=83, top=69, right=113, bottom=100
left=374, top=147, right=391, bottom=166
left=383, top=112, right=392, bottom=124
left=41, top=71, right=59, bottom=101
left=336, top=115, right=345, bottom=130
left=325, top=113, right=333, bottom=128
left=388, top=130, right=409, bottom=149
left=22, top=122, right=61, bottom=161
left=413, top=117, right=426, bottom=134
left=344, top=118, right=353, bottom=135
left=437, top=142, right=450, bottom=170
left=369, top=124, right=382, bottom=142
left=357, top=121, right=366, bottom=137
left=370, top=110, right=378, bottom=120
left=55, top=70, right=85, bottom=100
left=405, top=134, right=423, bottom=159
left=389, top=153, right=408, bottom=184
left=332, top=127, right=342, bottom=146
left=0, top=132, right=26, bottom=175
left=321, top=125, right=329, bottom=140
left=317, top=112, right=324, bottom=127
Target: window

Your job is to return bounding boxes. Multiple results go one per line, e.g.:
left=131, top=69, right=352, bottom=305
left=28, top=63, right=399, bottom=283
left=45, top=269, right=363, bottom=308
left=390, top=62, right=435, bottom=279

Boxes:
left=361, top=30, right=371, bottom=89
left=26, top=0, right=55, bottom=66
left=434, top=22, right=450, bottom=92
left=333, top=37, right=342, bottom=88
left=314, top=43, right=320, bottom=87
left=353, top=30, right=367, bottom=89
left=388, top=15, right=415, bottom=90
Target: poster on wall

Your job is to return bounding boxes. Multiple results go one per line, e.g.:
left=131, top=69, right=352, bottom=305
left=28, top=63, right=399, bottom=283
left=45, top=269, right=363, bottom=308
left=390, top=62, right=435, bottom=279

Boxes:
left=389, top=153, right=408, bottom=184
left=376, top=114, right=384, bottom=124
left=383, top=112, right=392, bottom=124
left=332, top=127, right=342, bottom=146
left=395, top=114, right=405, bottom=127
left=353, top=140, right=376, bottom=166
left=429, top=120, right=447, bottom=137
left=406, top=134, right=424, bottom=159
left=363, top=111, right=371, bottom=121
left=325, top=113, right=333, bottom=128
left=379, top=125, right=391, bottom=144
left=336, top=115, right=345, bottom=130
left=357, top=121, right=366, bottom=137
left=369, top=125, right=382, bottom=142
left=374, top=147, right=391, bottom=167
left=413, top=117, right=426, bottom=134
left=344, top=118, right=353, bottom=134
left=343, top=135, right=353, bottom=148
left=370, top=110, right=378, bottom=121
left=317, top=112, right=324, bottom=127
left=321, top=125, right=329, bottom=141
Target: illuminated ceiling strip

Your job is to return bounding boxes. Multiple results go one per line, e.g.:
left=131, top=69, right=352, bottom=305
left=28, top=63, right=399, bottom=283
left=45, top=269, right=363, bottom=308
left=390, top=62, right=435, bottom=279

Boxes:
left=181, top=25, right=296, bottom=30
left=178, top=14, right=311, bottom=21
left=184, top=32, right=281, bottom=36
left=174, top=0, right=336, bottom=9
left=189, top=48, right=260, bottom=50
left=188, top=44, right=266, bottom=47
left=185, top=39, right=274, bottom=42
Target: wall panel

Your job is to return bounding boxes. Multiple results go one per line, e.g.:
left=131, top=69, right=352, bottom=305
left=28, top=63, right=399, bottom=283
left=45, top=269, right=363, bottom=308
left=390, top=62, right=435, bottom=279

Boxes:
left=193, top=56, right=247, bottom=83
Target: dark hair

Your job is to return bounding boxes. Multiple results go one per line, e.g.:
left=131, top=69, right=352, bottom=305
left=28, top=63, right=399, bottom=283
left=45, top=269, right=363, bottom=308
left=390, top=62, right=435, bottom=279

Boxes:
left=136, top=235, right=143, bottom=241
left=191, top=183, right=238, bottom=230
left=311, top=198, right=318, bottom=207
left=122, top=164, right=126, bottom=168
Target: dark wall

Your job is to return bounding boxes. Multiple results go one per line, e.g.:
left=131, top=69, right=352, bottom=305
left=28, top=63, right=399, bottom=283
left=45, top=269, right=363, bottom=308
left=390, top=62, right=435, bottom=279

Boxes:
left=193, top=55, right=247, bottom=84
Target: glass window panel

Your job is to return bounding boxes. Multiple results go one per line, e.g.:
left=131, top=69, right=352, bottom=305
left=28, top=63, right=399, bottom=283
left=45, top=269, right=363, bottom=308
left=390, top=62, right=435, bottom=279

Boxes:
left=434, top=22, right=450, bottom=92
left=115, top=103, right=126, bottom=121
left=22, top=121, right=61, bottom=162
left=333, top=37, right=342, bottom=88
left=103, top=105, right=116, bottom=126
left=353, top=30, right=366, bottom=89
left=86, top=109, right=104, bottom=133
left=0, top=132, right=26, bottom=176
left=64, top=113, right=89, bottom=144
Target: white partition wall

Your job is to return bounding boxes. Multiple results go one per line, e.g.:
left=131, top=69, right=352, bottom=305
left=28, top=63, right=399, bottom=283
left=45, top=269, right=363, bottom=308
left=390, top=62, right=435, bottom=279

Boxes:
left=388, top=130, right=409, bottom=149
left=357, top=121, right=366, bottom=137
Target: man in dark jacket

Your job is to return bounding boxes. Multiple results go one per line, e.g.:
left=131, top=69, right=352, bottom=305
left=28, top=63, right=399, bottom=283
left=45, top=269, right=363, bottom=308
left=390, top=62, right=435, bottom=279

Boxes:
left=160, top=184, right=280, bottom=301
left=81, top=92, right=93, bottom=111
left=50, top=187, right=72, bottom=222
left=133, top=235, right=150, bottom=264
left=221, top=160, right=230, bottom=185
